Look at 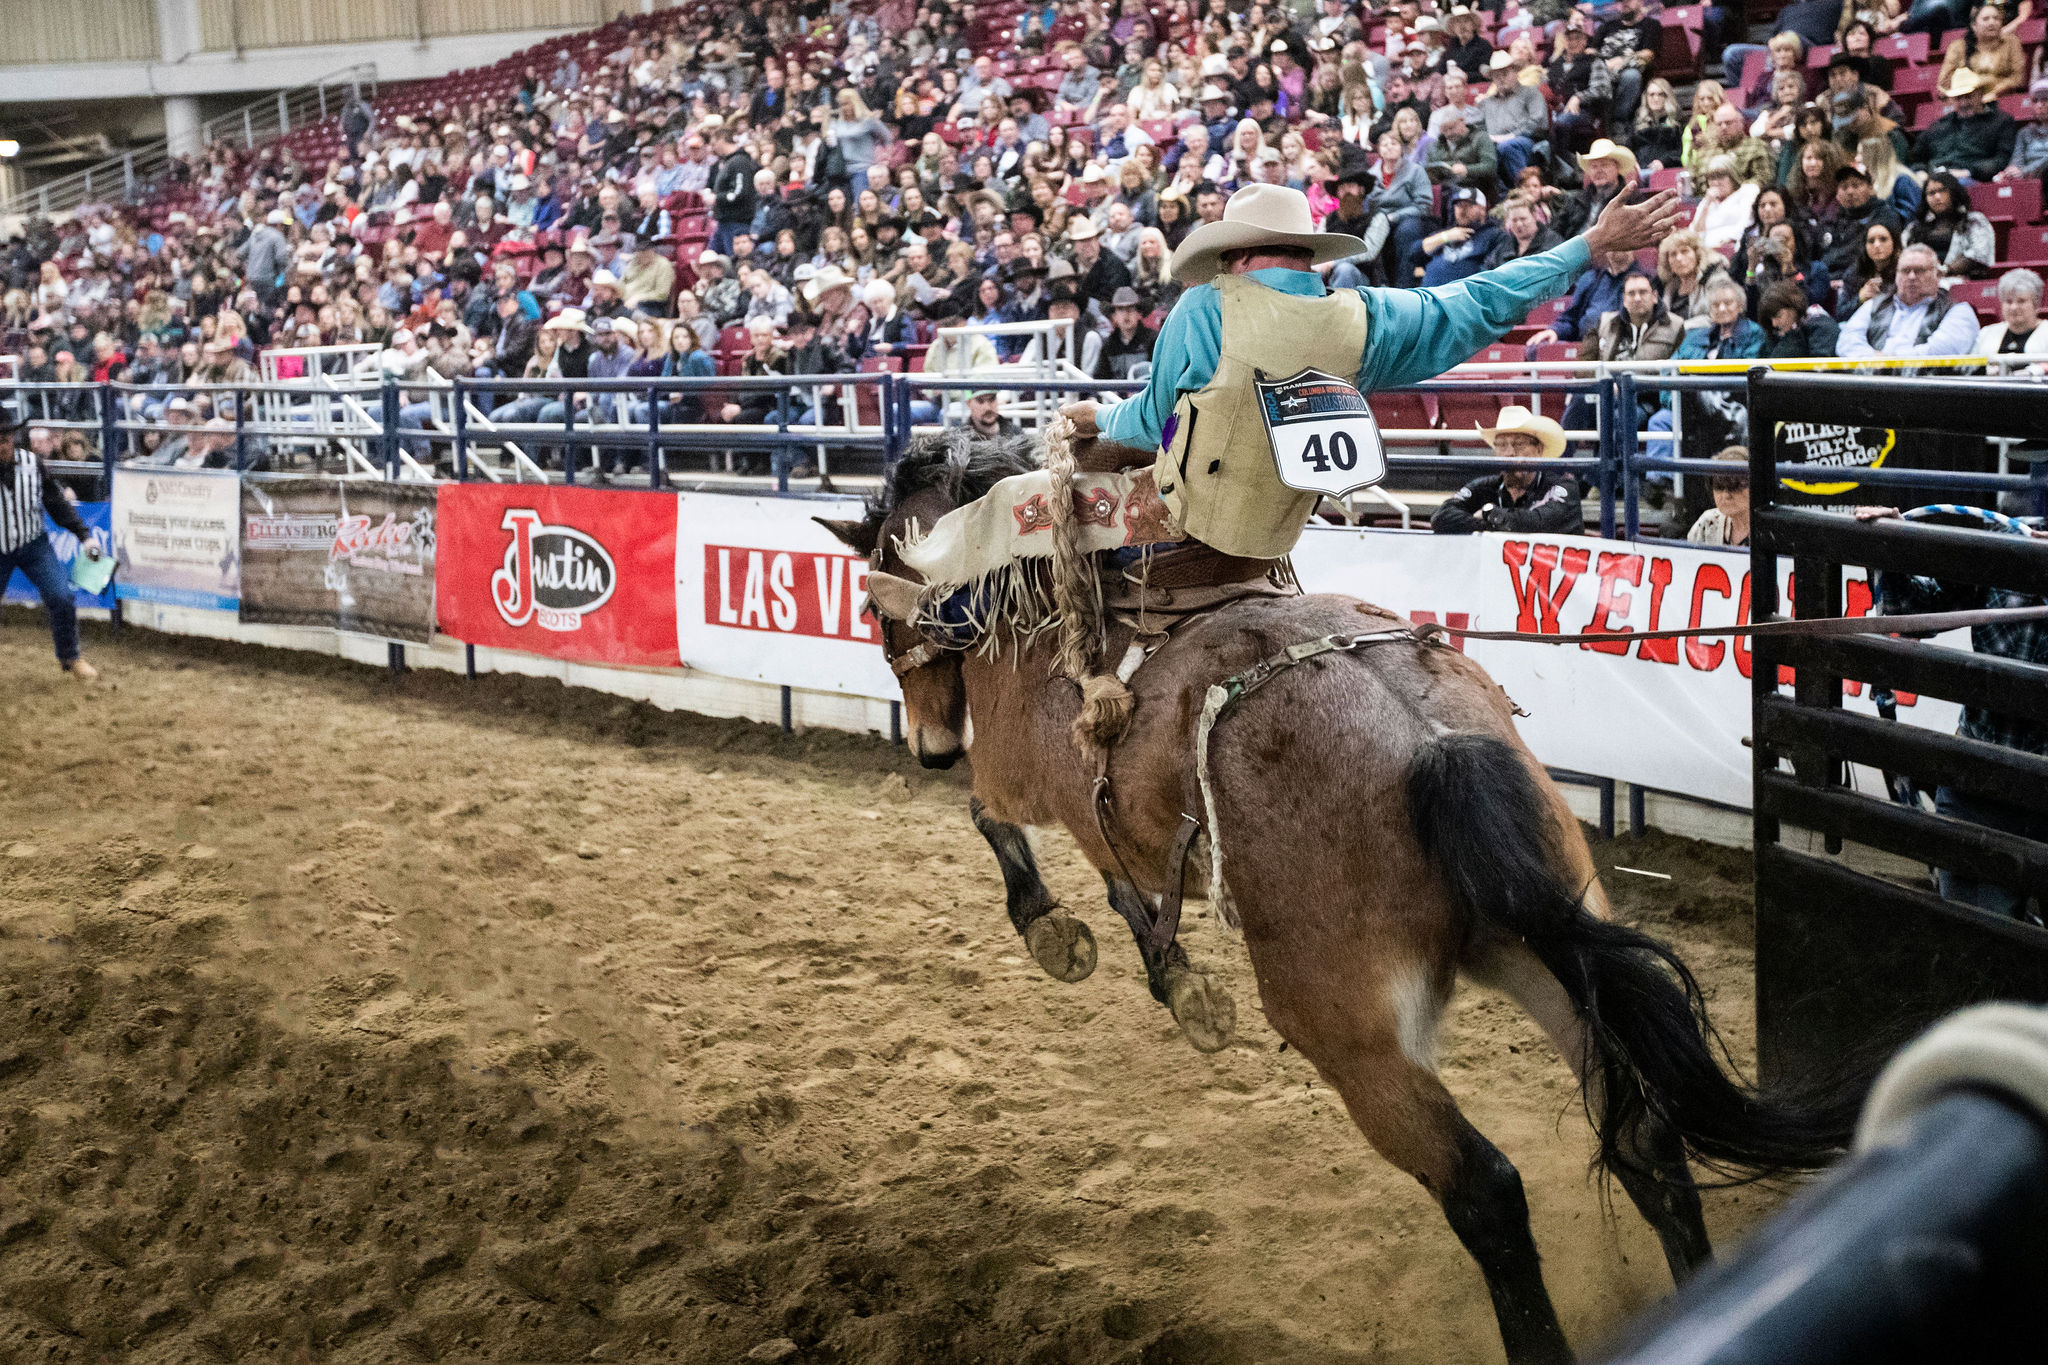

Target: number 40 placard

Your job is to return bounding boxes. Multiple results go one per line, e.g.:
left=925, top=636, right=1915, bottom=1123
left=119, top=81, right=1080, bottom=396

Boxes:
left=1254, top=367, right=1388, bottom=498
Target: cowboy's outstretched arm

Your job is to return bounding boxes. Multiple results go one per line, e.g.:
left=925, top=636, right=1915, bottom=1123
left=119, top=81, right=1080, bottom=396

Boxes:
left=1353, top=239, right=1592, bottom=392
left=1096, top=285, right=1219, bottom=450
left=1357, top=180, right=1686, bottom=391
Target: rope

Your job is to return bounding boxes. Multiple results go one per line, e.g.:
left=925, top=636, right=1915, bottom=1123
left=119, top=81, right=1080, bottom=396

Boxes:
left=1042, top=412, right=1135, bottom=751
left=1417, top=603, right=2048, bottom=648
left=1041, top=411, right=1102, bottom=683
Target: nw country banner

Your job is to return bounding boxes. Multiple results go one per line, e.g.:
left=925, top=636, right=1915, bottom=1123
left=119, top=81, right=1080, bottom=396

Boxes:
left=436, top=484, right=679, bottom=667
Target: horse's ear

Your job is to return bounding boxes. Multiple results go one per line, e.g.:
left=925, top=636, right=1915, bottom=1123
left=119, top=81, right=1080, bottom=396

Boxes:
left=814, top=516, right=876, bottom=555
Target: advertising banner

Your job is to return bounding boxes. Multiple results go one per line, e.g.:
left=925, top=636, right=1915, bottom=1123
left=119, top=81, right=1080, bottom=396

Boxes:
left=4, top=501, right=115, bottom=611
left=239, top=479, right=438, bottom=643
left=1290, top=527, right=1964, bottom=808
left=110, top=467, right=241, bottom=611
left=672, top=494, right=894, bottom=696
left=436, top=484, right=678, bottom=667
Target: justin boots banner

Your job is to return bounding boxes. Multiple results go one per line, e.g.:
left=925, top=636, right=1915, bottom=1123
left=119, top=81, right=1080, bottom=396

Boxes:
left=437, top=484, right=678, bottom=667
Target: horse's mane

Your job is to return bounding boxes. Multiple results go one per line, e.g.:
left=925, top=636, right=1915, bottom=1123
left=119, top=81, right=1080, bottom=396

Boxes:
left=865, top=428, right=1041, bottom=534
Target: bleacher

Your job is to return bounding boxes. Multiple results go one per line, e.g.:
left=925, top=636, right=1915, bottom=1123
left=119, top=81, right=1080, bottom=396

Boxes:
left=120, top=0, right=2048, bottom=377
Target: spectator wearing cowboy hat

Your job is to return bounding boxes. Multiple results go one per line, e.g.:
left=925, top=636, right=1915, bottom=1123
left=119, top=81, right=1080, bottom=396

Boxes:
left=1065, top=214, right=1132, bottom=308
left=1476, top=50, right=1551, bottom=184
left=694, top=250, right=743, bottom=326
left=0, top=405, right=101, bottom=680
left=1431, top=407, right=1584, bottom=535
left=1553, top=137, right=1637, bottom=242
left=1915, top=68, right=2021, bottom=183
left=1093, top=286, right=1158, bottom=382
left=621, top=237, right=675, bottom=317
left=584, top=269, right=628, bottom=321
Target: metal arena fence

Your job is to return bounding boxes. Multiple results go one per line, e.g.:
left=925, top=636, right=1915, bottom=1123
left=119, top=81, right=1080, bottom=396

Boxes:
left=13, top=355, right=2048, bottom=532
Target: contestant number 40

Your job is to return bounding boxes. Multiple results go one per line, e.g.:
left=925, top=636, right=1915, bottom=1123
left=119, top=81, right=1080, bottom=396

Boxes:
left=1298, top=430, right=1362, bottom=474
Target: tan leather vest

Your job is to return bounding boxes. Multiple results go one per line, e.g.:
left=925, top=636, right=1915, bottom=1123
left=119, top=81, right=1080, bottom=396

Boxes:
left=1153, top=273, right=1373, bottom=559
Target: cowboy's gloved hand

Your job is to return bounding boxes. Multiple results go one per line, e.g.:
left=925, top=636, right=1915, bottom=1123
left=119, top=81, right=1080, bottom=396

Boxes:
left=1584, top=178, right=1687, bottom=257
left=1062, top=401, right=1099, bottom=437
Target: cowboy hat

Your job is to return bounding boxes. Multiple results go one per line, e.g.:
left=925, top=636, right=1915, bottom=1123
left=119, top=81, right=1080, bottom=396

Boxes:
left=1942, top=68, right=1987, bottom=98
left=589, top=269, right=621, bottom=288
left=1489, top=49, right=1516, bottom=71
left=1198, top=83, right=1232, bottom=102
left=1067, top=215, right=1102, bottom=240
left=1169, top=183, right=1369, bottom=285
left=1576, top=137, right=1640, bottom=181
left=1477, top=406, right=1566, bottom=460
left=542, top=308, right=592, bottom=332
left=802, top=265, right=855, bottom=301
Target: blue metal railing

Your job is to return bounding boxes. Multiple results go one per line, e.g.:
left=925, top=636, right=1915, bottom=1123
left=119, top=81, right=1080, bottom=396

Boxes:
left=12, top=370, right=2048, bottom=530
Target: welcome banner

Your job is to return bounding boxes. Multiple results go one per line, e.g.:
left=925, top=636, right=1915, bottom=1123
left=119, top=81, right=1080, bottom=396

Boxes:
left=1289, top=526, right=1964, bottom=808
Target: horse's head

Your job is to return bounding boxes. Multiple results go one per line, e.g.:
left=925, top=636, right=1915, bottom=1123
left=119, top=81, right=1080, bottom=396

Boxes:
left=820, top=428, right=1041, bottom=770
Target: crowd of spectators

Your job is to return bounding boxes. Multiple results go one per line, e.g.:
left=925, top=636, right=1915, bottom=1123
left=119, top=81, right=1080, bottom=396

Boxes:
left=2, top=0, right=2047, bottom=477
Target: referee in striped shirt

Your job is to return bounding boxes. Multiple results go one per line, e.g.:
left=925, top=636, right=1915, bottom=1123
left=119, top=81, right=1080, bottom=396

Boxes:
left=1, top=407, right=100, bottom=681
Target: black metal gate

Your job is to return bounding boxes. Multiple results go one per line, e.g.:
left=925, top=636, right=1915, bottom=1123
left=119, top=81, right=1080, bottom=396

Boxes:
left=1747, top=372, right=2048, bottom=1087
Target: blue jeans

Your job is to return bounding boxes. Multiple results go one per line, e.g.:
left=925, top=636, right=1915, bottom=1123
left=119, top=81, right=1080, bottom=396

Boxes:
left=398, top=400, right=438, bottom=458
left=1902, top=0, right=1970, bottom=34
left=710, top=220, right=744, bottom=256
left=1934, top=785, right=2048, bottom=922
left=1493, top=135, right=1538, bottom=183
left=1611, top=66, right=1645, bottom=125
left=1720, top=42, right=1766, bottom=89
left=1, top=535, right=80, bottom=665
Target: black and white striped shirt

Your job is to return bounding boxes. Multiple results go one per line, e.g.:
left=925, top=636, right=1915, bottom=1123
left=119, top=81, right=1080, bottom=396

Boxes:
left=1, top=452, right=89, bottom=556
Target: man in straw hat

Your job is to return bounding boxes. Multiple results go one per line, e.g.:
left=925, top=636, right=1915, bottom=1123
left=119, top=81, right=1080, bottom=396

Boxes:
left=0, top=404, right=102, bottom=681
left=1917, top=67, right=2021, bottom=184
left=1430, top=406, right=1582, bottom=535
left=876, top=180, right=1679, bottom=611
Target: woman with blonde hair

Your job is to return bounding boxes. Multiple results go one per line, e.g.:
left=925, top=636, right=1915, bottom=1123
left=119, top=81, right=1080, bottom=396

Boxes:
left=1857, top=133, right=1923, bottom=217
left=1224, top=117, right=1268, bottom=186
left=34, top=261, right=66, bottom=316
left=1126, top=59, right=1181, bottom=118
left=828, top=86, right=892, bottom=187
left=1681, top=79, right=1726, bottom=173
left=1658, top=227, right=1734, bottom=325
left=1630, top=76, right=1685, bottom=169
left=1130, top=225, right=1180, bottom=315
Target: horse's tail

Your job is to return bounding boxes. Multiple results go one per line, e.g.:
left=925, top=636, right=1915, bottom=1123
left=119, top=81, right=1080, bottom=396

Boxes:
left=1405, top=731, right=1859, bottom=1180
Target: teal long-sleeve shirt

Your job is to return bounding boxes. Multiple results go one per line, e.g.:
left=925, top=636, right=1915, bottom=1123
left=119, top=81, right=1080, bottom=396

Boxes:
left=1097, top=239, right=1594, bottom=451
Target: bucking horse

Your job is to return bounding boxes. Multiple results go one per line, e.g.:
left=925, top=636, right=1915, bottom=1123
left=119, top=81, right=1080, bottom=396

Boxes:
left=821, top=426, right=1856, bottom=1365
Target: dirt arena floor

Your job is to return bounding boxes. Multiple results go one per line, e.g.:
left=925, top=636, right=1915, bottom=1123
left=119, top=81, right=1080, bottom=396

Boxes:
left=0, top=616, right=1785, bottom=1364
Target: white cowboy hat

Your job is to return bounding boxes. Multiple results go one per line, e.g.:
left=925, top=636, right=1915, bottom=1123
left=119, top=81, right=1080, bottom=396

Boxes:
left=1169, top=183, right=1369, bottom=286
left=1942, top=68, right=1987, bottom=98
left=589, top=269, right=621, bottom=288
left=1067, top=215, right=1102, bottom=240
left=1488, top=50, right=1516, bottom=71
left=1477, top=406, right=1566, bottom=460
left=542, top=308, right=592, bottom=333
left=802, top=265, right=855, bottom=301
left=1576, top=137, right=1640, bottom=181
left=1198, top=83, right=1232, bottom=101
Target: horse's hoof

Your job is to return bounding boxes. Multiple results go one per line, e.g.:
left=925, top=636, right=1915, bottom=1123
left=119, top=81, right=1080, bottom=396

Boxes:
left=1164, top=965, right=1236, bottom=1053
left=1024, top=913, right=1098, bottom=983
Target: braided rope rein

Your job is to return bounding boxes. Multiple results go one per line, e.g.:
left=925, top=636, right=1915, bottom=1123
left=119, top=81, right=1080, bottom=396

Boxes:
left=1041, top=413, right=1135, bottom=750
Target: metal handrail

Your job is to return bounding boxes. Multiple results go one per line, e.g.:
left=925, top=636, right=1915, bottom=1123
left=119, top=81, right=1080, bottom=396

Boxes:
left=2, top=65, right=378, bottom=219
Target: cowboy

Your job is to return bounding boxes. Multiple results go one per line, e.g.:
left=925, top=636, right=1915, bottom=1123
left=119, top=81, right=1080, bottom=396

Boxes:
left=880, top=181, right=1677, bottom=604
left=1430, top=408, right=1584, bottom=535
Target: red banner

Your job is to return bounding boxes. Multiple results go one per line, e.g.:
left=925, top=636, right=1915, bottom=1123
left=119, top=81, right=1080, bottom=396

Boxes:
left=436, top=485, right=677, bottom=667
